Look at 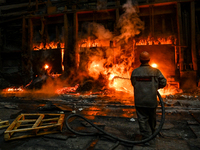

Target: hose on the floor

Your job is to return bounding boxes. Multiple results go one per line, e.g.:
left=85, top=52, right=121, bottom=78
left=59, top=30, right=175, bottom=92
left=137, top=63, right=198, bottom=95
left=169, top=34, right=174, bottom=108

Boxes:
left=65, top=91, right=165, bottom=145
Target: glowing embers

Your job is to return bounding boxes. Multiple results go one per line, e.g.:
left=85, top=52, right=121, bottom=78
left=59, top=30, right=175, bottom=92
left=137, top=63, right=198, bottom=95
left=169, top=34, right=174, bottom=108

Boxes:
left=80, top=106, right=136, bottom=118
left=136, top=36, right=175, bottom=46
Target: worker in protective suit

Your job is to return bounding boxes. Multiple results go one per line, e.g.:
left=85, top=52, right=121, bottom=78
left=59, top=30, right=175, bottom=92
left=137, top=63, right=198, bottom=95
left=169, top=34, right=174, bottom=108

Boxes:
left=131, top=51, right=166, bottom=143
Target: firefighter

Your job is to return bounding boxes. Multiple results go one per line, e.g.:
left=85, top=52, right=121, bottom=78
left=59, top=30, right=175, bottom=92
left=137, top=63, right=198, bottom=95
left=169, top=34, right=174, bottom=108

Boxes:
left=131, top=51, right=166, bottom=144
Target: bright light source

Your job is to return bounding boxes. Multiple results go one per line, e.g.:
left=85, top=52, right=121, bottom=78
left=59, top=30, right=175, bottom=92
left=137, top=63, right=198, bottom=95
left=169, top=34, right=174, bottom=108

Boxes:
left=110, top=74, right=115, bottom=79
left=44, top=64, right=49, bottom=70
left=151, top=63, right=157, bottom=68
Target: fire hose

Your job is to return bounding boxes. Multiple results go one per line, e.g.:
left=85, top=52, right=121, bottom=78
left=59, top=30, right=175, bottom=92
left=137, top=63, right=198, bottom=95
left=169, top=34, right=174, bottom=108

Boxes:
left=65, top=91, right=165, bottom=146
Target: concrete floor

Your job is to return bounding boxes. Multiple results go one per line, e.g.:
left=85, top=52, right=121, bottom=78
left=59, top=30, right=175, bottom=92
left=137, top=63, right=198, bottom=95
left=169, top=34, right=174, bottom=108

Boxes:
left=0, top=92, right=200, bottom=150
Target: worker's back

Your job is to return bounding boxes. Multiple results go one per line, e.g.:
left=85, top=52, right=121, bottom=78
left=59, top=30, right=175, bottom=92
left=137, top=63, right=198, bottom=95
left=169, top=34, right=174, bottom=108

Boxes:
left=131, top=64, right=166, bottom=108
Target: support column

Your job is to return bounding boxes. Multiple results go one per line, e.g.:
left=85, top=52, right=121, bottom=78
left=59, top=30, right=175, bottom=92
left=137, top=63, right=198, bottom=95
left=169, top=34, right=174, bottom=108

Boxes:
left=0, top=28, right=2, bottom=70
left=191, top=1, right=197, bottom=70
left=22, top=17, right=26, bottom=54
left=152, top=6, right=154, bottom=37
left=114, top=0, right=120, bottom=64
left=36, top=0, right=38, bottom=11
left=162, top=17, right=166, bottom=33
left=28, top=18, right=33, bottom=79
left=64, top=9, right=68, bottom=72
left=22, top=16, right=26, bottom=75
left=28, top=18, right=33, bottom=56
left=115, top=0, right=120, bottom=24
left=73, top=8, right=79, bottom=70
left=177, top=2, right=184, bottom=71
left=149, top=6, right=154, bottom=37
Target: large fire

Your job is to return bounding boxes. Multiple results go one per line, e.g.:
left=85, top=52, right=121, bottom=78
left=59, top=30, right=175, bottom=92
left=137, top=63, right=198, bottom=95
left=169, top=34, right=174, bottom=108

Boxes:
left=2, top=39, right=181, bottom=96
left=88, top=60, right=132, bottom=93
left=3, top=0, right=180, bottom=97
left=1, top=37, right=181, bottom=97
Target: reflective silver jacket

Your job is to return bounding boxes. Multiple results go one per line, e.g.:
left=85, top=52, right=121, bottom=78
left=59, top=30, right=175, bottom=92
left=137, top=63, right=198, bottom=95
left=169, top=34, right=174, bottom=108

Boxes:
left=131, top=63, right=167, bottom=108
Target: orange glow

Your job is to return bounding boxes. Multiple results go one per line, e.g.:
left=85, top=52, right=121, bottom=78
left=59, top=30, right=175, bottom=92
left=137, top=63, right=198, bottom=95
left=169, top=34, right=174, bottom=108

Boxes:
left=79, top=37, right=113, bottom=48
left=87, top=59, right=133, bottom=94
left=136, top=36, right=174, bottom=46
left=44, top=64, right=49, bottom=70
left=33, top=42, right=65, bottom=72
left=151, top=63, right=157, bottom=68
left=61, top=49, right=64, bottom=71
left=159, top=87, right=183, bottom=96
left=3, top=87, right=24, bottom=92
left=33, top=42, right=65, bottom=50
left=55, top=84, right=79, bottom=94
left=80, top=106, right=136, bottom=118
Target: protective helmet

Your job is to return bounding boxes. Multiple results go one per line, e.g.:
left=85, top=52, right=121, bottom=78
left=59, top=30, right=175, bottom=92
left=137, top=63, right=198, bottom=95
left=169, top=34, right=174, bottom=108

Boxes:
left=139, top=51, right=150, bottom=61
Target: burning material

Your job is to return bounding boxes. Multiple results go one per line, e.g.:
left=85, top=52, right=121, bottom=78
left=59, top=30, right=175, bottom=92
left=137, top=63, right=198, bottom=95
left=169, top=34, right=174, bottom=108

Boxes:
left=76, top=0, right=144, bottom=95
left=33, top=42, right=65, bottom=72
left=44, top=64, right=49, bottom=70
left=33, top=42, right=64, bottom=50
left=3, top=87, right=24, bottom=93
left=55, top=84, right=79, bottom=94
left=1, top=0, right=183, bottom=98
left=159, top=87, right=183, bottom=96
left=136, top=36, right=175, bottom=46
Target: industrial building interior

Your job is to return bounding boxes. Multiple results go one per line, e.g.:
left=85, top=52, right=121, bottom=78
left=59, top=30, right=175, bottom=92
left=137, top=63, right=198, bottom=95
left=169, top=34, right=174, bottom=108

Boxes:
left=0, top=0, right=199, bottom=92
left=1, top=0, right=200, bottom=150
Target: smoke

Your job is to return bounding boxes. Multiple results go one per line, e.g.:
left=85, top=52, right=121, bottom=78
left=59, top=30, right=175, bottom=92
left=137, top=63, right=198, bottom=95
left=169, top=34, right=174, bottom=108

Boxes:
left=80, top=22, right=113, bottom=41
left=115, top=0, right=144, bottom=43
left=90, top=22, right=113, bottom=40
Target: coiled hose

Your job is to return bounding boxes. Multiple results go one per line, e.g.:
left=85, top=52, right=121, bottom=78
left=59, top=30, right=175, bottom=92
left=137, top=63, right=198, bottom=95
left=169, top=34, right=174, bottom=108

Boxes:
left=66, top=91, right=165, bottom=145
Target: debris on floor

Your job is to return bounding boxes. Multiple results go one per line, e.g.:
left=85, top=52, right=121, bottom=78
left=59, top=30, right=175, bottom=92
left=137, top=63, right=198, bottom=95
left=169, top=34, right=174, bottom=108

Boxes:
left=0, top=120, right=10, bottom=129
left=4, top=113, right=65, bottom=141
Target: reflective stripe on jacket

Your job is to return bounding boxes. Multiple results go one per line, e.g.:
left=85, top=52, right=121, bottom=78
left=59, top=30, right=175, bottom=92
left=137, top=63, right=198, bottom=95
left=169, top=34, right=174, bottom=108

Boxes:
left=131, top=64, right=167, bottom=108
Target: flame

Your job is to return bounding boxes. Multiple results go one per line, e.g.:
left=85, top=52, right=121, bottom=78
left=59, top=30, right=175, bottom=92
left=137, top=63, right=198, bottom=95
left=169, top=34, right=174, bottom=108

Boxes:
left=151, top=63, right=157, bottom=68
left=159, top=87, right=183, bottom=96
left=87, top=60, right=133, bottom=94
left=61, top=49, right=64, bottom=71
left=79, top=38, right=112, bottom=48
left=3, top=87, right=24, bottom=92
left=136, top=36, right=174, bottom=46
left=33, top=42, right=65, bottom=50
left=44, top=64, right=49, bottom=70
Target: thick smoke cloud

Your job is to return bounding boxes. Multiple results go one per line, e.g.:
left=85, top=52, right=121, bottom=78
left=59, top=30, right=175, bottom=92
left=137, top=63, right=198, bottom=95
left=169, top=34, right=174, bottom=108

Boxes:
left=115, top=0, right=144, bottom=43
left=89, top=22, right=113, bottom=40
